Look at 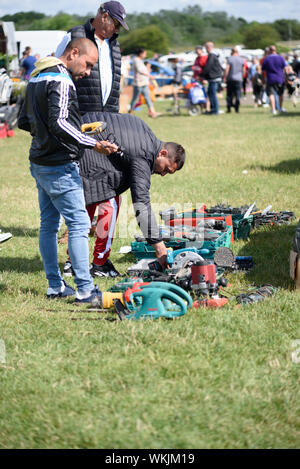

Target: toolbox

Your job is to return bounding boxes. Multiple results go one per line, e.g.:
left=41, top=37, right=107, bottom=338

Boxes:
left=163, top=211, right=234, bottom=243
left=131, top=226, right=232, bottom=261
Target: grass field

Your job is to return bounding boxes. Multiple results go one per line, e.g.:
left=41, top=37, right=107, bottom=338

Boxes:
left=1, top=94, right=300, bottom=449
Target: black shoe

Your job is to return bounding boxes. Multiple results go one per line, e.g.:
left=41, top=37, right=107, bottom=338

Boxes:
left=90, top=260, right=121, bottom=278
left=63, top=260, right=75, bottom=277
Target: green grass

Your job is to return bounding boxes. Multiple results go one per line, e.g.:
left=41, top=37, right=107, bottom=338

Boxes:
left=1, top=96, right=300, bottom=448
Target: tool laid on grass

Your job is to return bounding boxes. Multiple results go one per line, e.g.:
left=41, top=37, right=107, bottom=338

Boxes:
left=213, top=247, right=254, bottom=272
left=113, top=282, right=193, bottom=320
left=70, top=281, right=193, bottom=320
left=0, top=230, right=12, bottom=244
left=236, top=285, right=277, bottom=305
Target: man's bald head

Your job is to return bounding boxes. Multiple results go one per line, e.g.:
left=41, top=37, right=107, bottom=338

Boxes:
left=205, top=42, right=214, bottom=53
left=63, top=37, right=98, bottom=57
left=60, top=38, right=98, bottom=81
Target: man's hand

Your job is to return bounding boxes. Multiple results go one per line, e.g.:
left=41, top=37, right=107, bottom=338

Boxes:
left=153, top=241, right=168, bottom=270
left=94, top=141, right=118, bottom=155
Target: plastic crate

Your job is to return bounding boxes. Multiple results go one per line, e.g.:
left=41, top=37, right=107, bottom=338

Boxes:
left=201, top=226, right=232, bottom=257
left=131, top=226, right=232, bottom=260
left=205, top=213, right=252, bottom=240
left=131, top=238, right=188, bottom=260
left=232, top=214, right=253, bottom=240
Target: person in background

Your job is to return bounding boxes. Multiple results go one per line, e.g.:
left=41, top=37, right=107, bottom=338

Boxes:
left=172, top=58, right=183, bottom=86
left=285, top=64, right=299, bottom=107
left=262, top=45, right=287, bottom=115
left=291, top=54, right=300, bottom=77
left=192, top=46, right=208, bottom=82
left=192, top=45, right=209, bottom=112
left=252, top=64, right=264, bottom=107
left=223, top=46, right=244, bottom=113
left=129, top=48, right=161, bottom=118
left=19, top=50, right=28, bottom=68
left=22, top=47, right=37, bottom=80
left=201, top=41, right=224, bottom=115
left=248, top=57, right=259, bottom=83
left=242, top=58, right=249, bottom=97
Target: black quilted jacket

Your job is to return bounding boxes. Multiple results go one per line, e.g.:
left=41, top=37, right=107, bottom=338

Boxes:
left=201, top=53, right=223, bottom=81
left=69, top=20, right=121, bottom=115
left=80, top=112, right=163, bottom=244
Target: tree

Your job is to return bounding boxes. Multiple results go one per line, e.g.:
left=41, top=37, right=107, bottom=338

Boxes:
left=119, top=25, right=169, bottom=55
left=273, top=19, right=300, bottom=40
left=242, top=23, right=280, bottom=49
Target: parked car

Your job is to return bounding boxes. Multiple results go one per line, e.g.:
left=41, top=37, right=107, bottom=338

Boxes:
left=181, top=64, right=194, bottom=85
left=128, top=60, right=175, bottom=87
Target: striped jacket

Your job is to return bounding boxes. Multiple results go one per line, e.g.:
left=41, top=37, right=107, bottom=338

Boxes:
left=18, top=63, right=97, bottom=166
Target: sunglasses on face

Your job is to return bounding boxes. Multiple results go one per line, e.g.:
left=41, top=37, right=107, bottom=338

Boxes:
left=110, top=16, right=121, bottom=28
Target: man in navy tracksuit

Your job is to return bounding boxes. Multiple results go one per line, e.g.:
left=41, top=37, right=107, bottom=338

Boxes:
left=18, top=38, right=117, bottom=304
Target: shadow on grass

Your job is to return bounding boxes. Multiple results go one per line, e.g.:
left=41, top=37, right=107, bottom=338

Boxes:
left=236, top=224, right=295, bottom=289
left=276, top=111, right=300, bottom=118
left=0, top=225, right=39, bottom=238
left=19, top=287, right=41, bottom=296
left=115, top=253, right=136, bottom=265
left=0, top=255, right=43, bottom=274
left=250, top=158, right=300, bottom=174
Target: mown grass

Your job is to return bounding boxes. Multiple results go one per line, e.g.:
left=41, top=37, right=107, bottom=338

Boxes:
left=0, top=95, right=300, bottom=448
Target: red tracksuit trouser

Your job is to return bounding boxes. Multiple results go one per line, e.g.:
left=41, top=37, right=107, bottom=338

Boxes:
left=86, top=195, right=121, bottom=266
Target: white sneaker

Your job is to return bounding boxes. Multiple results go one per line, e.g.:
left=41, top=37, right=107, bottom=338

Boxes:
left=279, top=108, right=287, bottom=113
left=218, top=110, right=225, bottom=114
left=271, top=109, right=277, bottom=115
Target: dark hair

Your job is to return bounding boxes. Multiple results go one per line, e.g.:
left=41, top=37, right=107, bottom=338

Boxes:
left=137, top=48, right=146, bottom=56
left=164, top=142, right=186, bottom=170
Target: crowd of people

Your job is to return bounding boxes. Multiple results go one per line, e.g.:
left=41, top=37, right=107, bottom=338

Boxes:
left=119, top=42, right=300, bottom=117
left=16, top=35, right=300, bottom=117
left=190, top=42, right=300, bottom=115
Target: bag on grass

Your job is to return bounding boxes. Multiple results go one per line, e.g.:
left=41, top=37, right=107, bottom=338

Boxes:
left=188, top=84, right=206, bottom=105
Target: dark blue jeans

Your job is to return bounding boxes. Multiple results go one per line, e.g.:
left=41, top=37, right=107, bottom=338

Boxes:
left=226, top=80, right=242, bottom=111
left=207, top=81, right=220, bottom=114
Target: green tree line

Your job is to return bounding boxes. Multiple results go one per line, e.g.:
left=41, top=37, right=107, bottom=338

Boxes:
left=1, top=6, right=300, bottom=53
